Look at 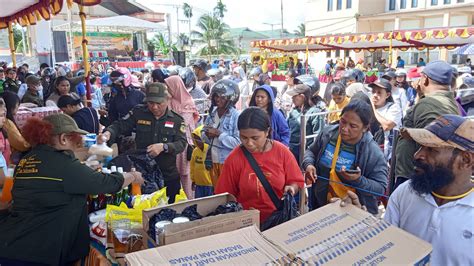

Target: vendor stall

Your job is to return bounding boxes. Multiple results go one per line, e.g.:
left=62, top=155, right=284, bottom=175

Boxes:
left=251, top=26, right=474, bottom=82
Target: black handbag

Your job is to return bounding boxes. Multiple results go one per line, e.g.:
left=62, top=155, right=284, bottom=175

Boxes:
left=241, top=145, right=300, bottom=230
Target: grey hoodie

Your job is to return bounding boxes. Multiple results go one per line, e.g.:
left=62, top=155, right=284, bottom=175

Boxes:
left=302, top=124, right=388, bottom=215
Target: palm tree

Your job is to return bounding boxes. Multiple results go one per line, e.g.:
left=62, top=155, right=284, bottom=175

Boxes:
left=213, top=0, right=227, bottom=20
left=191, top=14, right=236, bottom=57
left=150, top=33, right=177, bottom=57
left=294, top=23, right=305, bottom=37
left=177, top=33, right=190, bottom=50
left=182, top=3, right=193, bottom=37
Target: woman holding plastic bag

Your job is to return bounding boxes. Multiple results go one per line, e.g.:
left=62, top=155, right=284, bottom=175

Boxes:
left=215, top=107, right=304, bottom=228
left=0, top=114, right=144, bottom=265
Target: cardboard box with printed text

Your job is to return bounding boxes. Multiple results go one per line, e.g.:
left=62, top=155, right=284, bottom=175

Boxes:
left=141, top=193, right=260, bottom=248
left=127, top=202, right=432, bottom=265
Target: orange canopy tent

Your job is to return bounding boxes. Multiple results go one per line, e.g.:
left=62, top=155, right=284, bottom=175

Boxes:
left=0, top=0, right=99, bottom=70
left=251, top=26, right=474, bottom=64
left=0, top=0, right=100, bottom=103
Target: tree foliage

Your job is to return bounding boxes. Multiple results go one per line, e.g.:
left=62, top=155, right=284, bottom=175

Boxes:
left=150, top=33, right=177, bottom=56
left=294, top=23, right=305, bottom=37
left=182, top=3, right=193, bottom=19
left=213, top=0, right=227, bottom=20
left=191, top=14, right=236, bottom=56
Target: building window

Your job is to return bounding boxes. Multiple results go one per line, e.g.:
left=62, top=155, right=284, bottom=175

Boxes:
left=347, top=0, right=352, bottom=8
left=431, top=0, right=438, bottom=5
left=400, top=0, right=407, bottom=8
left=326, top=51, right=331, bottom=58
left=412, top=0, right=418, bottom=7
left=444, top=0, right=451, bottom=3
left=389, top=0, right=396, bottom=10
left=335, top=50, right=341, bottom=58
left=328, top=0, right=333, bottom=11
left=337, top=0, right=342, bottom=9
left=457, top=0, right=464, bottom=2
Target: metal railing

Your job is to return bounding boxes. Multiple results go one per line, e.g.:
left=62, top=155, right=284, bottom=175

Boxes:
left=297, top=109, right=341, bottom=214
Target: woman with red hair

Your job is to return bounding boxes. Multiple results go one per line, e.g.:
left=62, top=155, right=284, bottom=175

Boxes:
left=0, top=114, right=144, bottom=265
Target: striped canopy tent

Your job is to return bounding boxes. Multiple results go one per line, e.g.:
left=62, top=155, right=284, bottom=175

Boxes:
left=250, top=26, right=474, bottom=55
left=0, top=0, right=100, bottom=68
left=455, top=43, right=474, bottom=55
left=0, top=0, right=101, bottom=104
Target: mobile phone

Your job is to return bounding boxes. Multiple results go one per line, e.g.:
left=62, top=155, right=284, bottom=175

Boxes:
left=345, top=169, right=361, bottom=174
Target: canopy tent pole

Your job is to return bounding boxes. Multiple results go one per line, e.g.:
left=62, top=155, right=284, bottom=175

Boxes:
left=78, top=3, right=91, bottom=106
left=305, top=40, right=309, bottom=74
left=7, top=22, right=16, bottom=67
left=427, top=47, right=430, bottom=63
left=388, top=31, right=393, bottom=66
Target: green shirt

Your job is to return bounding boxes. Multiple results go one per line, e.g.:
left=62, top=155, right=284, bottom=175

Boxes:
left=21, top=89, right=44, bottom=107
left=0, top=145, right=124, bottom=265
left=395, top=91, right=459, bottom=178
left=106, top=105, right=187, bottom=181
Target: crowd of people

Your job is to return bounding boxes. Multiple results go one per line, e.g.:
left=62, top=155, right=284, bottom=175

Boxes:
left=0, top=54, right=472, bottom=265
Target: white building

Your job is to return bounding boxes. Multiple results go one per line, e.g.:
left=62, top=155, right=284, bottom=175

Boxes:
left=304, top=0, right=473, bottom=70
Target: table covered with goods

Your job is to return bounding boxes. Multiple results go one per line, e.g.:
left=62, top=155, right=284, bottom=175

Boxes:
left=0, top=134, right=434, bottom=265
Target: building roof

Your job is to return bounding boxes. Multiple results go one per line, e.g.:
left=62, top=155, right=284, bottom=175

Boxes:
left=256, top=29, right=299, bottom=39
left=228, top=28, right=269, bottom=39
left=100, top=0, right=152, bottom=15
left=251, top=26, right=474, bottom=52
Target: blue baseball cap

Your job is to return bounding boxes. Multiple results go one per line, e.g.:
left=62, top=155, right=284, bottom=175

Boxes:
left=421, top=60, right=453, bottom=85
left=405, top=114, right=474, bottom=152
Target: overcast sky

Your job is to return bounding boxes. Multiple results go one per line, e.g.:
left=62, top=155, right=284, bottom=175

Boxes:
left=138, top=0, right=306, bottom=33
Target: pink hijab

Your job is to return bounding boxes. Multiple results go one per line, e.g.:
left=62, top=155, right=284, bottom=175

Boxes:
left=164, top=76, right=199, bottom=120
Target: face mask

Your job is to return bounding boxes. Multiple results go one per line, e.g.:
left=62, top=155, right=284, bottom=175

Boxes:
left=36, top=85, right=43, bottom=92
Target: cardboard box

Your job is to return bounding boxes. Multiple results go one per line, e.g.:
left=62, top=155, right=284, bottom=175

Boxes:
left=142, top=193, right=260, bottom=247
left=126, top=226, right=291, bottom=265
left=264, top=203, right=432, bottom=265
left=126, top=203, right=432, bottom=265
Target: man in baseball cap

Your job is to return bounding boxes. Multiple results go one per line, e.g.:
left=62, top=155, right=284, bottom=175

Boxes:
left=192, top=59, right=212, bottom=93
left=393, top=60, right=460, bottom=189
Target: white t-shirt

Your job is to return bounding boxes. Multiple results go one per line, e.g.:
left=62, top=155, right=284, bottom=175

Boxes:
left=385, top=181, right=474, bottom=266
left=0, top=154, right=6, bottom=176
left=391, top=86, right=408, bottom=117
left=376, top=102, right=402, bottom=159
left=376, top=102, right=402, bottom=130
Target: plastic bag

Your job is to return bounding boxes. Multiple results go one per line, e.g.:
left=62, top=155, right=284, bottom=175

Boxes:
left=207, top=201, right=243, bottom=216
left=261, top=193, right=300, bottom=231
left=132, top=187, right=168, bottom=210
left=105, top=203, right=143, bottom=229
left=175, top=189, right=188, bottom=203
left=148, top=208, right=177, bottom=241
left=127, top=150, right=165, bottom=194
left=181, top=204, right=203, bottom=221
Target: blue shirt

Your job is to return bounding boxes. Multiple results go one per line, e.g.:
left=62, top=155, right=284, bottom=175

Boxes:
left=76, top=82, right=86, bottom=97
left=397, top=59, right=405, bottom=68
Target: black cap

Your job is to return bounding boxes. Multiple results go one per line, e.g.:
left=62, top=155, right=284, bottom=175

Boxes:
left=382, top=71, right=396, bottom=80
left=193, top=59, right=209, bottom=71
left=58, top=95, right=82, bottom=108
left=368, top=78, right=392, bottom=92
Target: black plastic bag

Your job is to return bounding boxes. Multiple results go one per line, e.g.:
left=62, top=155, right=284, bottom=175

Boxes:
left=181, top=204, right=203, bottom=221
left=207, top=201, right=243, bottom=216
left=148, top=208, right=177, bottom=241
left=127, top=150, right=165, bottom=194
left=261, top=193, right=300, bottom=231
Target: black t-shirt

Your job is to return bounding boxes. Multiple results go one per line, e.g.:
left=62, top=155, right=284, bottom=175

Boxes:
left=72, top=107, right=100, bottom=134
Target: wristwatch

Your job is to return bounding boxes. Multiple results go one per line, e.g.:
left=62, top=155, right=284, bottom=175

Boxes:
left=163, top=144, right=169, bottom=153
